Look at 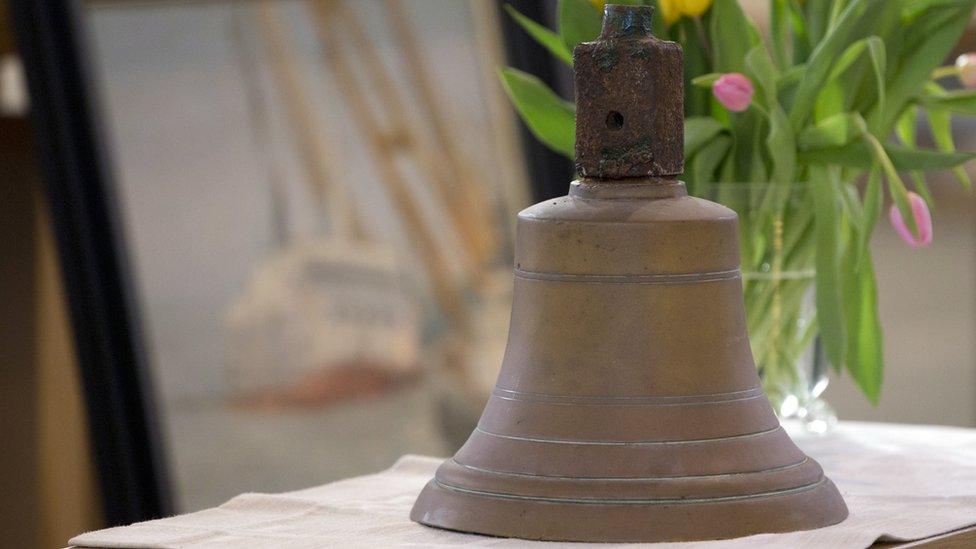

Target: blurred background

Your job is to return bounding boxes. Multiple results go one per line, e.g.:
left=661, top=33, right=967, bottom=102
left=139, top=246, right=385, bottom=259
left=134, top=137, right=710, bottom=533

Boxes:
left=1, top=1, right=973, bottom=547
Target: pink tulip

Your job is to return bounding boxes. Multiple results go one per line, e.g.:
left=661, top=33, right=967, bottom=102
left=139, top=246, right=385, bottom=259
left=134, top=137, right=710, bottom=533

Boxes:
left=712, top=73, right=754, bottom=112
left=956, top=53, right=976, bottom=89
left=889, top=192, right=933, bottom=249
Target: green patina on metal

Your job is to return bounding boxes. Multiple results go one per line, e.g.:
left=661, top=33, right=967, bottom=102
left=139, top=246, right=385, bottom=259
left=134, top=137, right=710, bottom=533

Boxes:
left=593, top=46, right=619, bottom=72
left=600, top=135, right=654, bottom=161
left=629, top=45, right=651, bottom=59
left=601, top=3, right=654, bottom=38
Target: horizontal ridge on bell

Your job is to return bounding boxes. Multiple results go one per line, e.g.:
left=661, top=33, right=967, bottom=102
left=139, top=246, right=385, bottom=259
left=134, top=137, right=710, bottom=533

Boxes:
left=434, top=456, right=826, bottom=501
left=451, top=426, right=805, bottom=478
left=476, top=387, right=778, bottom=442
left=516, top=189, right=741, bottom=277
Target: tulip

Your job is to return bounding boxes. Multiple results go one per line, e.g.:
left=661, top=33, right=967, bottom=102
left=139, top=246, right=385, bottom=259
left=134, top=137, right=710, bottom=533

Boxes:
left=712, top=73, right=754, bottom=112
left=660, top=0, right=681, bottom=25
left=660, top=0, right=713, bottom=25
left=587, top=0, right=716, bottom=29
left=678, top=0, right=713, bottom=18
left=956, top=53, right=976, bottom=89
left=889, top=192, right=933, bottom=249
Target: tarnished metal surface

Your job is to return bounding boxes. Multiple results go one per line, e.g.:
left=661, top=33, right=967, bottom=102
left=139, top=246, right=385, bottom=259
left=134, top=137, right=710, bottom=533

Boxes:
left=411, top=4, right=847, bottom=542
left=574, top=4, right=683, bottom=179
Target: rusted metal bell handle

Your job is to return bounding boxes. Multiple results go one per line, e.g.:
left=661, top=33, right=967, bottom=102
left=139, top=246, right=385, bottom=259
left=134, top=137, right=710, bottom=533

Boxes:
left=600, top=3, right=655, bottom=39
left=574, top=4, right=684, bottom=180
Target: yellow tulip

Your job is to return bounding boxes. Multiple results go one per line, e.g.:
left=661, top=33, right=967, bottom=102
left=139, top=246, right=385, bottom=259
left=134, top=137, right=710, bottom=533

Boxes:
left=660, top=0, right=681, bottom=25
left=677, top=0, right=713, bottom=18
left=661, top=0, right=713, bottom=26
left=593, top=0, right=713, bottom=28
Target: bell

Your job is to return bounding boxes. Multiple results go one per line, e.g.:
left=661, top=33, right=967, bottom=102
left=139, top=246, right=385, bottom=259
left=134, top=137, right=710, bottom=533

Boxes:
left=411, top=4, right=848, bottom=542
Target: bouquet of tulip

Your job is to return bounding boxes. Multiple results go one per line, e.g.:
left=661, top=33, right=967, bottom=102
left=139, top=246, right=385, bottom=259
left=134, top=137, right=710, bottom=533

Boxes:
left=499, top=0, right=976, bottom=412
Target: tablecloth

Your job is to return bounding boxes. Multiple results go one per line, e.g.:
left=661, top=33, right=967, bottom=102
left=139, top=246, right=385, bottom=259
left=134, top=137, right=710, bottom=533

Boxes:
left=70, top=421, right=976, bottom=548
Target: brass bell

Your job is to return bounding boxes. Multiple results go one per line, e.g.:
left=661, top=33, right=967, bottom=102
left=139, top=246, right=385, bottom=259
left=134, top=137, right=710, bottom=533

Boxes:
left=411, top=4, right=848, bottom=542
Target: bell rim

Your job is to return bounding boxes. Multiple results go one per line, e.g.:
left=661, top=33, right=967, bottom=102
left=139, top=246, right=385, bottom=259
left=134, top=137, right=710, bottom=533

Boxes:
left=432, top=454, right=828, bottom=502
left=410, top=474, right=849, bottom=543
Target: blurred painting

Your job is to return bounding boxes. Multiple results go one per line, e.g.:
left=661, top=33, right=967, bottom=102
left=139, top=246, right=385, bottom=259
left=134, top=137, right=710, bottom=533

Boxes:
left=84, top=0, right=529, bottom=511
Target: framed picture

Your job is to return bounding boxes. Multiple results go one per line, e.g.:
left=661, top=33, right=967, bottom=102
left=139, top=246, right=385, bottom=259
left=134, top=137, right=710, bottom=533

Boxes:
left=12, top=0, right=564, bottom=520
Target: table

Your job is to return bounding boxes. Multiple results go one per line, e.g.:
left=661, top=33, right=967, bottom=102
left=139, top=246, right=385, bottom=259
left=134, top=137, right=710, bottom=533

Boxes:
left=879, top=526, right=976, bottom=547
left=70, top=421, right=976, bottom=548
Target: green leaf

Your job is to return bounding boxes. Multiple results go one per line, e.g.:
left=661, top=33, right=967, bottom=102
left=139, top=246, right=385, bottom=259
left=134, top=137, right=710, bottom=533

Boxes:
left=840, top=181, right=866, bottom=235
left=770, top=0, right=792, bottom=69
left=894, top=104, right=918, bottom=147
left=798, top=130, right=972, bottom=240
left=811, top=36, right=885, bottom=125
left=557, top=0, right=602, bottom=53
left=810, top=165, right=846, bottom=370
left=813, top=80, right=845, bottom=121
left=497, top=68, right=575, bottom=158
left=789, top=0, right=812, bottom=63
left=877, top=2, right=975, bottom=133
left=687, top=135, right=732, bottom=197
left=863, top=134, right=917, bottom=236
left=728, top=109, right=765, bottom=182
left=887, top=146, right=976, bottom=172
left=857, top=167, right=883, bottom=268
left=789, top=0, right=875, bottom=131
left=925, top=105, right=973, bottom=188
left=903, top=0, right=976, bottom=20
left=771, top=0, right=794, bottom=69
left=910, top=171, right=936, bottom=206
left=709, top=0, right=761, bottom=73
left=684, top=117, right=726, bottom=157
left=805, top=0, right=833, bottom=47
left=843, top=248, right=884, bottom=404
left=921, top=89, right=976, bottom=115
left=798, top=141, right=976, bottom=171
left=746, top=45, right=796, bottom=185
left=691, top=73, right=724, bottom=88
left=777, top=64, right=806, bottom=89
left=864, top=37, right=886, bottom=133
left=870, top=1, right=902, bottom=74
left=825, top=38, right=868, bottom=82
left=827, top=0, right=852, bottom=28
left=681, top=18, right=712, bottom=116
left=504, top=5, right=573, bottom=65
left=797, top=113, right=867, bottom=150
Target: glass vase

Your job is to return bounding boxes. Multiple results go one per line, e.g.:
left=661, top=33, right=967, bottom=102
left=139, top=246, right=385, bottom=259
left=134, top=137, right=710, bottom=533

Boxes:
left=706, top=183, right=837, bottom=434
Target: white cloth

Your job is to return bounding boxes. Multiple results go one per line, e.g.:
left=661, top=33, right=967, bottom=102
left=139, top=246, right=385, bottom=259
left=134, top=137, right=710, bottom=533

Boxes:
left=70, top=421, right=976, bottom=548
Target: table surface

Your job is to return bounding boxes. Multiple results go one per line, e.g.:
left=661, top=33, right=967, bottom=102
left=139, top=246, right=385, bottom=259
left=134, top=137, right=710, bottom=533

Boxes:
left=792, top=421, right=976, bottom=548
left=74, top=526, right=976, bottom=548
left=878, top=526, right=976, bottom=547
left=68, top=517, right=976, bottom=548
left=70, top=421, right=976, bottom=548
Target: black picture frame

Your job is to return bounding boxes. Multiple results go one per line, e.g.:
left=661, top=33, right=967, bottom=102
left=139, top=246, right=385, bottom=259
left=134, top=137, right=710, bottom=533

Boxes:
left=8, top=0, right=172, bottom=525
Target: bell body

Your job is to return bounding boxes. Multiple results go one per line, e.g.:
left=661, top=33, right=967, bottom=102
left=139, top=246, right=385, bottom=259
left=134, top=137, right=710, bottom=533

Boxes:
left=410, top=179, right=848, bottom=542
